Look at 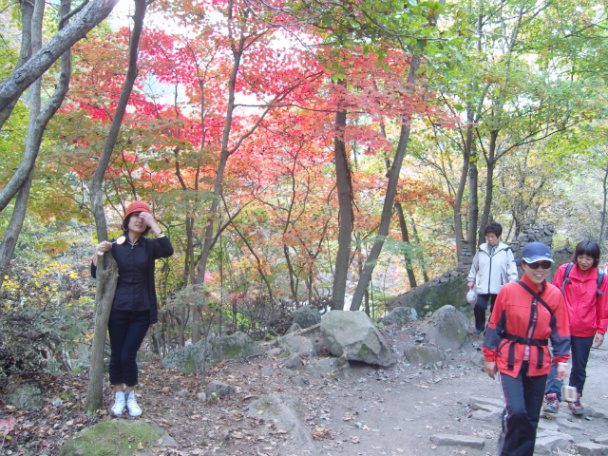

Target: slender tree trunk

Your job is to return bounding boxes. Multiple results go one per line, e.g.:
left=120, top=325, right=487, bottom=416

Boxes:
left=0, top=0, right=35, bottom=131
left=394, top=201, right=417, bottom=288
left=350, top=55, right=422, bottom=311
left=0, top=0, right=71, bottom=290
left=0, top=0, right=121, bottom=212
left=601, top=160, right=608, bottom=245
left=84, top=253, right=119, bottom=414
left=0, top=0, right=120, bottom=114
left=89, top=0, right=147, bottom=239
left=331, top=79, right=352, bottom=310
left=478, top=130, right=498, bottom=240
left=86, top=0, right=147, bottom=412
left=468, top=157, right=479, bottom=247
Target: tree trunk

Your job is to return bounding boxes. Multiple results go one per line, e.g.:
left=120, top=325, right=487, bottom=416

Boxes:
left=0, top=0, right=121, bottom=212
left=468, top=157, right=479, bottom=247
left=331, top=79, right=352, bottom=310
left=394, top=201, right=417, bottom=288
left=0, top=0, right=35, bottom=131
left=479, top=130, right=498, bottom=240
left=0, top=0, right=120, bottom=113
left=0, top=0, right=71, bottom=290
left=86, top=0, right=147, bottom=411
left=601, top=160, right=608, bottom=245
left=84, top=253, right=119, bottom=414
left=350, top=54, right=422, bottom=311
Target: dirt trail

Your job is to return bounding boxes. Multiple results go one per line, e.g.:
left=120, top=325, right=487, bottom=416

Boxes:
left=135, top=325, right=608, bottom=456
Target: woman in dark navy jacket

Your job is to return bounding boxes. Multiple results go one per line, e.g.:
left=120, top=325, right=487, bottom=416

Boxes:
left=92, top=201, right=173, bottom=417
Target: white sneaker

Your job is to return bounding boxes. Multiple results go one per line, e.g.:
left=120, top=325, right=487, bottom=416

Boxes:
left=111, top=391, right=126, bottom=416
left=126, top=390, right=142, bottom=417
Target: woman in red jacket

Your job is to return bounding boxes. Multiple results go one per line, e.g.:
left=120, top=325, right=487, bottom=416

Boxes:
left=483, top=242, right=571, bottom=456
left=543, top=241, right=608, bottom=416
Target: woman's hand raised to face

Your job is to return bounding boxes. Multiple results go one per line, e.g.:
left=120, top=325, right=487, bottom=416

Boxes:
left=138, top=212, right=161, bottom=235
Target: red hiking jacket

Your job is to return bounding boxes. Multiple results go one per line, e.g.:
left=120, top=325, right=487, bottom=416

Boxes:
left=483, top=274, right=570, bottom=378
left=553, top=263, right=608, bottom=337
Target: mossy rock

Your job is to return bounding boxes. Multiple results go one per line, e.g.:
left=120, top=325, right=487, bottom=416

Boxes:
left=59, top=419, right=176, bottom=456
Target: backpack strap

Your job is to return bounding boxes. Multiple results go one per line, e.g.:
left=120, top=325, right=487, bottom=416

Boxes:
left=562, top=262, right=605, bottom=296
left=561, top=262, right=575, bottom=295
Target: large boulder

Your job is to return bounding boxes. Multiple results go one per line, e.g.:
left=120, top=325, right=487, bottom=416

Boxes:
left=404, top=345, right=446, bottom=366
left=320, top=311, right=396, bottom=367
left=416, top=305, right=471, bottom=350
left=162, top=341, right=207, bottom=374
left=386, top=271, right=469, bottom=317
left=383, top=306, right=418, bottom=326
left=162, top=332, right=261, bottom=374
left=207, top=332, right=262, bottom=363
left=7, top=384, right=43, bottom=412
left=277, top=333, right=316, bottom=357
left=292, top=306, right=321, bottom=329
left=59, top=420, right=177, bottom=456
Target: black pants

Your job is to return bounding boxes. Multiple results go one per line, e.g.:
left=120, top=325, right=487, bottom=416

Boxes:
left=499, top=362, right=547, bottom=456
left=108, top=310, right=150, bottom=387
left=545, top=335, right=594, bottom=399
left=474, top=294, right=497, bottom=331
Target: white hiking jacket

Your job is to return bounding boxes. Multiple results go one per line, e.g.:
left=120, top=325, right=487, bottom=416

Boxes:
left=467, top=241, right=518, bottom=295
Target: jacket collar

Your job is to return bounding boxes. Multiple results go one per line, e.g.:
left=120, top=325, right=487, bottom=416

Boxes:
left=520, top=273, right=546, bottom=294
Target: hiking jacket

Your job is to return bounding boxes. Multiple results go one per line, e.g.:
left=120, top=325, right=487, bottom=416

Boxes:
left=482, top=274, right=571, bottom=378
left=91, top=235, right=173, bottom=325
left=468, top=241, right=518, bottom=295
left=552, top=263, right=608, bottom=338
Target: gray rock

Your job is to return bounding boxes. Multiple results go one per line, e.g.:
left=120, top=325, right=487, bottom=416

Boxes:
left=207, top=332, right=262, bottom=363
left=469, top=397, right=504, bottom=421
left=590, top=406, right=608, bottom=419
left=429, top=433, right=485, bottom=449
left=470, top=396, right=506, bottom=409
left=321, top=311, right=396, bottom=367
left=245, top=394, right=313, bottom=447
left=59, top=419, right=177, bottom=456
left=286, top=323, right=302, bottom=334
left=404, top=345, right=446, bottom=365
left=7, top=384, right=43, bottom=412
left=161, top=342, right=207, bottom=374
left=304, top=357, right=337, bottom=376
left=292, top=306, right=321, bottom=329
left=593, top=435, right=608, bottom=445
left=383, top=306, right=418, bottom=326
left=386, top=272, right=469, bottom=317
left=162, top=332, right=261, bottom=374
left=265, top=347, right=283, bottom=357
left=534, top=433, right=574, bottom=455
left=556, top=417, right=584, bottom=431
left=285, top=354, right=304, bottom=369
left=290, top=376, right=309, bottom=387
left=417, top=305, right=471, bottom=350
left=311, top=334, right=327, bottom=355
left=572, top=442, right=608, bottom=456
left=277, top=333, right=315, bottom=357
left=205, top=380, right=235, bottom=398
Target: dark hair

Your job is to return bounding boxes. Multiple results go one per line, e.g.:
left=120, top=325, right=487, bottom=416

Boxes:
left=572, top=240, right=600, bottom=267
left=484, top=222, right=503, bottom=238
left=122, top=213, right=151, bottom=236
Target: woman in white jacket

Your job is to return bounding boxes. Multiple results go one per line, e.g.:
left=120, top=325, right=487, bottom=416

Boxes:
left=467, top=222, right=519, bottom=334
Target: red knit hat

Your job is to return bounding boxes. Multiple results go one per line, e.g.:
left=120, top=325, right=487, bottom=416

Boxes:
left=124, top=201, right=151, bottom=221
